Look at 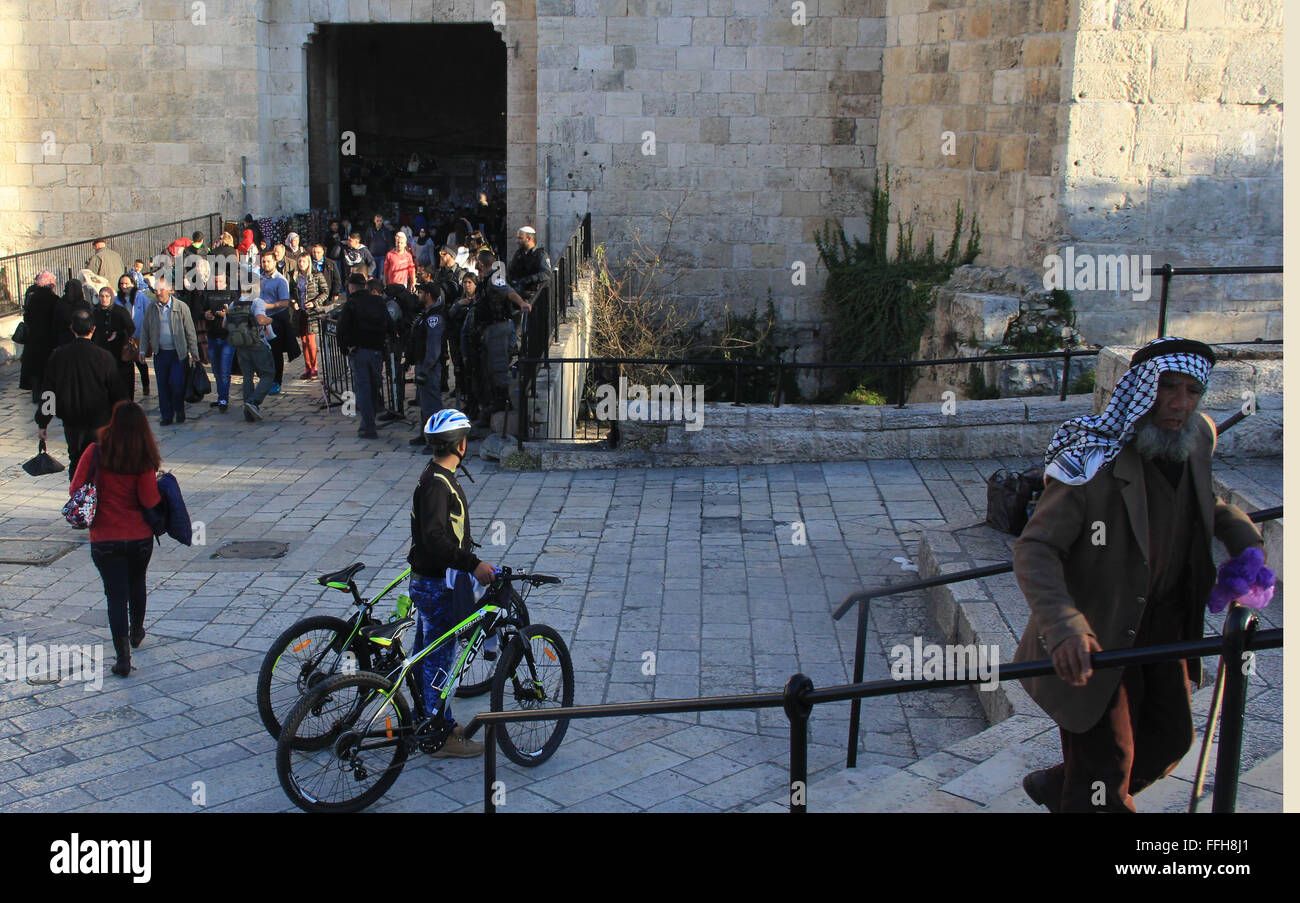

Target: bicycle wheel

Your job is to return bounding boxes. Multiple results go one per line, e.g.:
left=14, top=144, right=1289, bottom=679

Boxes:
left=456, top=587, right=528, bottom=699
left=257, top=615, right=371, bottom=742
left=276, top=672, right=412, bottom=813
left=490, top=624, right=574, bottom=767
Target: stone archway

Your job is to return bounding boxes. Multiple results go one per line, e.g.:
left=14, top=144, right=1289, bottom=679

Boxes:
left=255, top=0, right=537, bottom=234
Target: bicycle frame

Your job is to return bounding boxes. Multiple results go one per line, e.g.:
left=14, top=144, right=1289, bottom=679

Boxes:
left=305, top=566, right=415, bottom=671
left=350, top=598, right=524, bottom=750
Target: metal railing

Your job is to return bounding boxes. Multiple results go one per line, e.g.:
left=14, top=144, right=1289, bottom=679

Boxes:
left=832, top=505, right=1281, bottom=768
left=520, top=212, right=592, bottom=361
left=1152, top=264, right=1283, bottom=339
left=514, top=349, right=1101, bottom=447
left=515, top=335, right=1282, bottom=447
left=467, top=609, right=1281, bottom=813
left=0, top=212, right=223, bottom=317
left=315, top=311, right=409, bottom=423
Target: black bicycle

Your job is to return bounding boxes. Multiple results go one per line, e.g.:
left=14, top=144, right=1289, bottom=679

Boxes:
left=256, top=562, right=529, bottom=744
left=276, top=566, right=573, bottom=813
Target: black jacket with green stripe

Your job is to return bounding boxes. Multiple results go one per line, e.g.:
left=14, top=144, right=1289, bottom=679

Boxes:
left=407, top=461, right=481, bottom=579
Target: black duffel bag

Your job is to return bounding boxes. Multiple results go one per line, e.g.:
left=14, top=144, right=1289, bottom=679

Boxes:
left=184, top=361, right=211, bottom=404
left=986, top=467, right=1045, bottom=536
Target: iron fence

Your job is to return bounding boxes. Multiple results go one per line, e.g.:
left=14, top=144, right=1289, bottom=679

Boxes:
left=314, top=311, right=410, bottom=426
left=1152, top=264, right=1283, bottom=338
left=468, top=608, right=1281, bottom=814
left=0, top=212, right=223, bottom=317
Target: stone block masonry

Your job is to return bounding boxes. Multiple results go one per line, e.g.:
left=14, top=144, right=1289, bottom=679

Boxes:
left=0, top=0, right=1283, bottom=353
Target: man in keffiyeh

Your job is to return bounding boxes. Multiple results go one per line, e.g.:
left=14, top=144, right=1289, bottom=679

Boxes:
left=1012, top=336, right=1264, bottom=812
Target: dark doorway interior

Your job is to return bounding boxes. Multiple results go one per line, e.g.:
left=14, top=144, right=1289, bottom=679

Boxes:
left=307, top=23, right=507, bottom=249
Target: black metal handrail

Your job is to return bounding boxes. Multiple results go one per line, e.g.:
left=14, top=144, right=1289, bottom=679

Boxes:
left=0, top=212, right=223, bottom=317
left=1151, top=264, right=1282, bottom=338
left=834, top=505, right=1281, bottom=767
left=467, top=617, right=1281, bottom=814
left=515, top=348, right=1101, bottom=446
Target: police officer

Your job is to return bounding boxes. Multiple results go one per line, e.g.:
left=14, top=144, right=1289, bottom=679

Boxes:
left=336, top=273, right=397, bottom=439
left=408, top=281, right=448, bottom=454
left=506, top=225, right=552, bottom=296
left=471, top=250, right=530, bottom=428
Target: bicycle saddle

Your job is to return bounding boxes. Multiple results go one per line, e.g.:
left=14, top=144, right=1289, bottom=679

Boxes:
left=319, top=562, right=365, bottom=589
left=360, top=617, right=414, bottom=647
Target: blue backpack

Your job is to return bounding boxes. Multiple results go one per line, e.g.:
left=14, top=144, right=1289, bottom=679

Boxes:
left=144, top=472, right=193, bottom=546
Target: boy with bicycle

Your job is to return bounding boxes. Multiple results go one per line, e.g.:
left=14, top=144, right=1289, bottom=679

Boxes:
left=407, top=409, right=497, bottom=757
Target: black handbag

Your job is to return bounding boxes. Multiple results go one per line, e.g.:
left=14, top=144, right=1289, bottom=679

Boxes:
left=13, top=321, right=27, bottom=344
left=986, top=467, right=1045, bottom=536
left=184, top=362, right=211, bottom=403
left=23, top=439, right=65, bottom=476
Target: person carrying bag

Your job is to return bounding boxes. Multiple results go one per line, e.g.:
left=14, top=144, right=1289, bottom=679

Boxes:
left=69, top=401, right=162, bottom=677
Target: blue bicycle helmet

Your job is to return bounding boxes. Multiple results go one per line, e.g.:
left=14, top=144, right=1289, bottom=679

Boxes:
left=424, top=409, right=472, bottom=457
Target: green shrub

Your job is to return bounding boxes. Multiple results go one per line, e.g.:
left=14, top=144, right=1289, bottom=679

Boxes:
left=815, top=169, right=981, bottom=404
left=838, top=385, right=889, bottom=406
left=679, top=293, right=802, bottom=404
left=966, top=365, right=1000, bottom=400
left=1069, top=368, right=1096, bottom=395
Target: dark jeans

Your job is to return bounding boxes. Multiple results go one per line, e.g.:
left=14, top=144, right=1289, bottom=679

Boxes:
left=63, top=421, right=103, bottom=478
left=208, top=338, right=235, bottom=404
left=90, top=537, right=154, bottom=642
left=153, top=349, right=186, bottom=422
left=117, top=362, right=137, bottom=401
left=410, top=574, right=455, bottom=722
left=351, top=348, right=382, bottom=433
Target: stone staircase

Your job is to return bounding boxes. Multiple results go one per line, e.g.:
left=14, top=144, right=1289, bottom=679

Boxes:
left=750, top=679, right=1283, bottom=813
left=748, top=458, right=1283, bottom=814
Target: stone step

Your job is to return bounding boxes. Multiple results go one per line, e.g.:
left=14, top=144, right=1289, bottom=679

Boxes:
left=776, top=677, right=1281, bottom=813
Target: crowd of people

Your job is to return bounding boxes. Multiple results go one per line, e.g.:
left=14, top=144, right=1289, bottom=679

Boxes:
left=18, top=211, right=554, bottom=462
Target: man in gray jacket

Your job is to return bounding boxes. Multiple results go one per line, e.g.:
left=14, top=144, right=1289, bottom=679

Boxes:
left=86, top=239, right=125, bottom=283
left=140, top=279, right=200, bottom=425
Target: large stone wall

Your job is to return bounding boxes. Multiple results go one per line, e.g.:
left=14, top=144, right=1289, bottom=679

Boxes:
left=538, top=0, right=886, bottom=340
left=1062, top=0, right=1284, bottom=344
left=0, top=0, right=538, bottom=252
left=0, top=0, right=263, bottom=249
left=877, top=0, right=1283, bottom=347
left=0, top=0, right=1283, bottom=351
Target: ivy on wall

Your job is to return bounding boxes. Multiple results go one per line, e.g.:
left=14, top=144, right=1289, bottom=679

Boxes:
left=814, top=170, right=981, bottom=403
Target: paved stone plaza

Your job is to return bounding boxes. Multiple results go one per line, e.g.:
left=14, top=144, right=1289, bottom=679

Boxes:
left=0, top=361, right=1282, bottom=812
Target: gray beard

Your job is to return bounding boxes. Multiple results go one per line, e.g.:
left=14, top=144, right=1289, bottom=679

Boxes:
left=1133, top=417, right=1197, bottom=462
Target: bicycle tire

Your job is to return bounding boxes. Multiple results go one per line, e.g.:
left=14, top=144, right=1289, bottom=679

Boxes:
left=489, top=623, right=574, bottom=767
left=276, top=671, right=412, bottom=813
left=456, top=587, right=528, bottom=699
left=257, top=615, right=371, bottom=742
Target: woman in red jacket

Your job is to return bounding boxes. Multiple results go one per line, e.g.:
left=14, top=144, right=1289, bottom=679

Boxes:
left=70, top=401, right=162, bottom=677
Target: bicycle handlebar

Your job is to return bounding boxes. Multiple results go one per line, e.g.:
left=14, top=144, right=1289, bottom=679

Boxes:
left=493, top=566, right=561, bottom=587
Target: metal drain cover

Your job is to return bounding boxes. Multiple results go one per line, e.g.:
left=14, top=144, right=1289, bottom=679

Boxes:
left=0, top=539, right=80, bottom=566
left=211, top=541, right=290, bottom=560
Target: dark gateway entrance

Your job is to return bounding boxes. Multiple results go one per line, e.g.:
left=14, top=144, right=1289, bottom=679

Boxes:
left=307, top=23, right=507, bottom=249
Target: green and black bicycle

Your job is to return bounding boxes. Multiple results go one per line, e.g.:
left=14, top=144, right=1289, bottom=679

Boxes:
left=256, top=561, right=530, bottom=744
left=275, top=566, right=574, bottom=813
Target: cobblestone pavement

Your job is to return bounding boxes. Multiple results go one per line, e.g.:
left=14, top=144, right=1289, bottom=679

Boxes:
left=0, top=360, right=1269, bottom=812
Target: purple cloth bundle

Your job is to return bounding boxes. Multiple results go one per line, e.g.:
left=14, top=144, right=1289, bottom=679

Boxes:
left=1207, top=547, right=1274, bottom=614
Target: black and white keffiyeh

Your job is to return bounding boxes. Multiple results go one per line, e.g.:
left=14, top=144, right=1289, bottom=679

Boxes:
left=1043, top=337, right=1215, bottom=485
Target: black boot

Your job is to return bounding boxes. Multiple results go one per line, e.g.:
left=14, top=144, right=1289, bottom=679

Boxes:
left=112, top=637, right=132, bottom=677
left=130, top=608, right=146, bottom=649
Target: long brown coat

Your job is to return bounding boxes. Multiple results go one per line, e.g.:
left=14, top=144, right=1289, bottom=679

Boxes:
left=1012, top=412, right=1262, bottom=733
